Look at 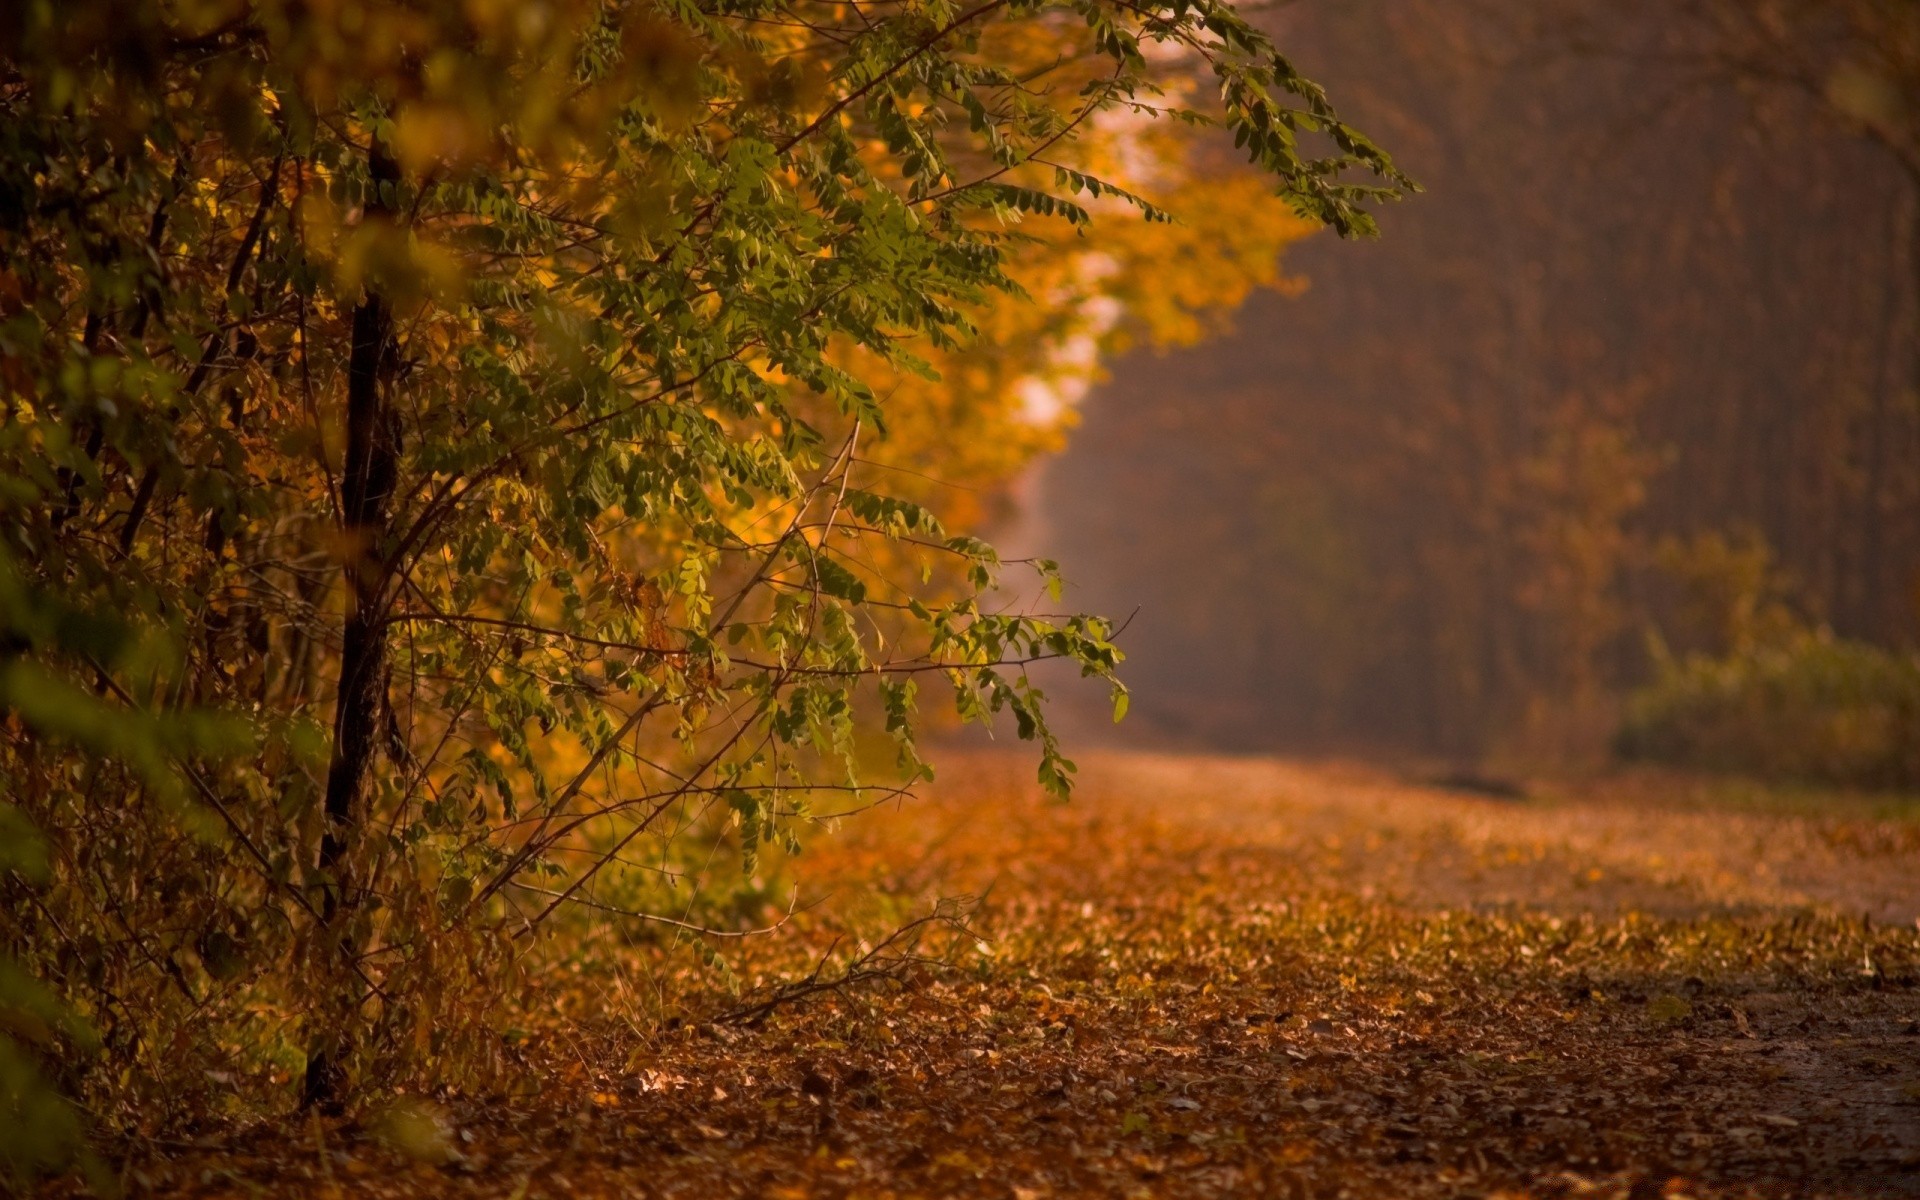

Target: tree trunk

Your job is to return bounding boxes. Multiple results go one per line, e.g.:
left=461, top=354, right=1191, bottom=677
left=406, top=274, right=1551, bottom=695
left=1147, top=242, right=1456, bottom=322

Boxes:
left=1858, top=179, right=1920, bottom=641
left=304, top=142, right=402, bottom=1112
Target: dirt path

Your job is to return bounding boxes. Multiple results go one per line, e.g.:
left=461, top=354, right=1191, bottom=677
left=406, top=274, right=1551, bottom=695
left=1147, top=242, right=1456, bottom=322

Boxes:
left=1070, top=753, right=1920, bottom=923
left=103, top=751, right=1920, bottom=1200
left=1057, top=752, right=1920, bottom=1196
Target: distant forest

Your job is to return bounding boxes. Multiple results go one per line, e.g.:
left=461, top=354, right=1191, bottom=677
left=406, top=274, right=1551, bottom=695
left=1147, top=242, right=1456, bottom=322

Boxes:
left=1038, top=0, right=1920, bottom=759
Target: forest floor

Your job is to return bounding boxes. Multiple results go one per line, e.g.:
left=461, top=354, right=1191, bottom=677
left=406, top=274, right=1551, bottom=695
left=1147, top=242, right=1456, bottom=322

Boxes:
left=107, top=751, right=1920, bottom=1199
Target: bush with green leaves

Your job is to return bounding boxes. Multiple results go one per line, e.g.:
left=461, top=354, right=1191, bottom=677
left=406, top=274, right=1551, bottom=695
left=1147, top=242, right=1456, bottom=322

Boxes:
left=1616, top=632, right=1920, bottom=789
left=1, top=552, right=213, bottom=1190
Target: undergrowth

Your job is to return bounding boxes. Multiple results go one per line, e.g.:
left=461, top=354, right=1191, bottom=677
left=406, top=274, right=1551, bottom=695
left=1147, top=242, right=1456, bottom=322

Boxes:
left=1617, top=632, right=1920, bottom=789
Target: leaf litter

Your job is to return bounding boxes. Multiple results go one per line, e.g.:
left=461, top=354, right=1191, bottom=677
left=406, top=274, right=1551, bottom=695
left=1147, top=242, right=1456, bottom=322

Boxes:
left=69, top=751, right=1920, bottom=1198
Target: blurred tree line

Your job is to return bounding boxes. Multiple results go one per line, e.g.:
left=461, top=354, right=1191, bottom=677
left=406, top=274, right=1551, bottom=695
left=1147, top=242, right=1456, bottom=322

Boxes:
left=1039, top=0, right=1920, bottom=765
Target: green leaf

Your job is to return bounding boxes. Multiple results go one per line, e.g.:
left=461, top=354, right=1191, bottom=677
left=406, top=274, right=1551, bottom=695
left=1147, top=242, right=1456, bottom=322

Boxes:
left=813, top=556, right=868, bottom=605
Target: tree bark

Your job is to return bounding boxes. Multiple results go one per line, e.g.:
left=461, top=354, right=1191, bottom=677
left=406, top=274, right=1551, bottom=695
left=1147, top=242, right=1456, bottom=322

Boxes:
left=304, top=142, right=402, bottom=1112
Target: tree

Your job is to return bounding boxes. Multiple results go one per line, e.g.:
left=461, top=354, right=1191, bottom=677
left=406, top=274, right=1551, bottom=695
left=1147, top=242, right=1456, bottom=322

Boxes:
left=1544, top=0, right=1920, bottom=644
left=0, top=0, right=1407, bottom=1137
left=1031, top=0, right=1918, bottom=760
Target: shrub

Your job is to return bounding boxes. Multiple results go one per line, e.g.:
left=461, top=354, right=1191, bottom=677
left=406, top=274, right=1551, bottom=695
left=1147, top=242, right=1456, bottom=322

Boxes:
left=1616, top=632, right=1920, bottom=789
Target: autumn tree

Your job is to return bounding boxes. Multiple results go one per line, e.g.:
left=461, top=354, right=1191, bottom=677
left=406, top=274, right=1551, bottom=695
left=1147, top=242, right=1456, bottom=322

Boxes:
left=1539, top=0, right=1920, bottom=645
left=0, top=0, right=1405, bottom=1154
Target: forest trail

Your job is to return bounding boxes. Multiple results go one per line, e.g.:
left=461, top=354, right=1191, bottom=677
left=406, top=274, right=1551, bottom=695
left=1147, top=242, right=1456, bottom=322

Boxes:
left=110, top=752, right=1920, bottom=1199
left=1059, top=752, right=1920, bottom=924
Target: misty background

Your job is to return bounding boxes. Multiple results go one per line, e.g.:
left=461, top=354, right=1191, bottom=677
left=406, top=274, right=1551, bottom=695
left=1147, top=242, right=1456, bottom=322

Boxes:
left=1012, top=0, right=1920, bottom=764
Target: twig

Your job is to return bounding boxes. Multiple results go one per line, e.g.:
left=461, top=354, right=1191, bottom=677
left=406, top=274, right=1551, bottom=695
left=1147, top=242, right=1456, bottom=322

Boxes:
left=713, top=899, right=979, bottom=1026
